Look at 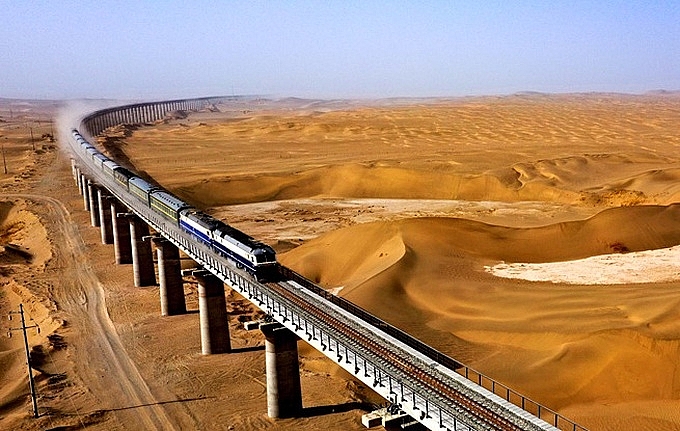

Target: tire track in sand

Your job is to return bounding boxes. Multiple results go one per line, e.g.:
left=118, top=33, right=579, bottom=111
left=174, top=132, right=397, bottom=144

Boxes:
left=4, top=193, right=181, bottom=431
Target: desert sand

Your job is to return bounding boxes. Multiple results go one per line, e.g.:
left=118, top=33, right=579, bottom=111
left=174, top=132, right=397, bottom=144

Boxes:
left=0, top=100, right=372, bottom=431
left=3, top=93, right=680, bottom=431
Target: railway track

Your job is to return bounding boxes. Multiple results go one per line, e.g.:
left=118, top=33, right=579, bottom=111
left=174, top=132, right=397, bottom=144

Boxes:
left=280, top=266, right=464, bottom=372
left=277, top=267, right=581, bottom=431
left=267, top=279, right=531, bottom=431
left=69, top=97, right=588, bottom=431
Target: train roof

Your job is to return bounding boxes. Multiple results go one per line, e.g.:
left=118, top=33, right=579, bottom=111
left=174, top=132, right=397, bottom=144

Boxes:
left=182, top=209, right=221, bottom=229
left=103, top=160, right=119, bottom=170
left=213, top=223, right=269, bottom=253
left=128, top=176, right=158, bottom=192
left=150, top=190, right=192, bottom=211
left=113, top=166, right=136, bottom=178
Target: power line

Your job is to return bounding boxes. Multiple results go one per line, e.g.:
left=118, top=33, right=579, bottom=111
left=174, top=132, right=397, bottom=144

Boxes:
left=8, top=303, right=41, bottom=418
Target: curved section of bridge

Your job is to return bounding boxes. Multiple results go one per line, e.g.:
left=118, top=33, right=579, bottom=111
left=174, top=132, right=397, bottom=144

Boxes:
left=67, top=97, right=587, bottom=431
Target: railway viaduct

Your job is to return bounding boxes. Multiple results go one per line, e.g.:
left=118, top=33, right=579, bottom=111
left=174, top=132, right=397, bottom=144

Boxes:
left=68, top=97, right=587, bottom=431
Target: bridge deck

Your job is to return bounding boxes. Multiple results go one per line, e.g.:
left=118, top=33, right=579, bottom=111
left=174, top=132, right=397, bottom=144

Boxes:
left=67, top=97, right=587, bottom=431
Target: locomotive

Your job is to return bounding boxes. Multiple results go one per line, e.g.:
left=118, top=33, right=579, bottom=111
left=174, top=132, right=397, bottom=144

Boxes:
left=72, top=129, right=278, bottom=281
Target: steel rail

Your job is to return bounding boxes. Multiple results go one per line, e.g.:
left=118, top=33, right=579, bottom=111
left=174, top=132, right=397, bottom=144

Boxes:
left=67, top=97, right=588, bottom=431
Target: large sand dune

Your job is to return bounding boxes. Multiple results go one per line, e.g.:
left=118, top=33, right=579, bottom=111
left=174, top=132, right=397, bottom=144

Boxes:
left=4, top=94, right=680, bottom=430
left=116, top=94, right=680, bottom=431
left=281, top=208, right=680, bottom=430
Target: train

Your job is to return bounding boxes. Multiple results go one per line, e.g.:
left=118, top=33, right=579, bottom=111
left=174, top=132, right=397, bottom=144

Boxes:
left=72, top=121, right=489, bottom=406
left=72, top=129, right=279, bottom=281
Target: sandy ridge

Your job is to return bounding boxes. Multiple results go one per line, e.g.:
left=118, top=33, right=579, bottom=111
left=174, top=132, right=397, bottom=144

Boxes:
left=7, top=95, right=678, bottom=430
left=2, top=193, right=184, bottom=430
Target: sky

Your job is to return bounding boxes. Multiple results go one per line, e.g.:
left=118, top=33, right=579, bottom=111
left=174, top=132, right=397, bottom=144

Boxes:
left=1, top=1, right=679, bottom=100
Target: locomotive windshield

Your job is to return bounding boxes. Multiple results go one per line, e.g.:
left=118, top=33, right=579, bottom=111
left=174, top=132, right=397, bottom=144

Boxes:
left=254, top=249, right=276, bottom=263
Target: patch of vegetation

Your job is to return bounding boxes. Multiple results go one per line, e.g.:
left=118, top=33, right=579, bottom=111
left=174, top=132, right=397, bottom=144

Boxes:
left=609, top=242, right=630, bottom=253
left=29, top=344, right=47, bottom=369
left=48, top=333, right=66, bottom=350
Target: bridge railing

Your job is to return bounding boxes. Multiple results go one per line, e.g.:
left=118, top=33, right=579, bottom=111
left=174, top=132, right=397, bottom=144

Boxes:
left=280, top=266, right=587, bottom=431
left=76, top=97, right=589, bottom=431
left=459, top=368, right=586, bottom=431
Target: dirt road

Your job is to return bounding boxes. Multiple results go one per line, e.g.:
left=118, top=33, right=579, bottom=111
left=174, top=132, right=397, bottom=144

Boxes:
left=2, top=149, right=193, bottom=429
left=2, top=103, right=370, bottom=431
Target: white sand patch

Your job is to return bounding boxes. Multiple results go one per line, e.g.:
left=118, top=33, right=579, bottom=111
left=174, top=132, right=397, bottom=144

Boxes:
left=327, top=286, right=344, bottom=296
left=213, top=198, right=597, bottom=245
left=486, top=245, right=680, bottom=284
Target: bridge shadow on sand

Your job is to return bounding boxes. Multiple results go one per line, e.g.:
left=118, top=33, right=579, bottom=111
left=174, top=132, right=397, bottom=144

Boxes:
left=301, top=401, right=373, bottom=417
left=92, top=396, right=214, bottom=414
left=230, top=345, right=265, bottom=353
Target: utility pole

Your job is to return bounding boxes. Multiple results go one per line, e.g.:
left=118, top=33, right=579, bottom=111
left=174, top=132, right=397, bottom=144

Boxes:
left=8, top=303, right=40, bottom=418
left=29, top=126, right=35, bottom=151
left=2, top=143, right=7, bottom=174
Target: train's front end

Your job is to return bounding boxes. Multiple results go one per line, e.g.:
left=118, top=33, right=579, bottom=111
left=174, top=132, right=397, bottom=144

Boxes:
left=253, top=245, right=279, bottom=282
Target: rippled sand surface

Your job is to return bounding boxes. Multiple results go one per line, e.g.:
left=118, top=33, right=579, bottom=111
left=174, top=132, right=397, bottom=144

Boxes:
left=117, top=93, right=680, bottom=431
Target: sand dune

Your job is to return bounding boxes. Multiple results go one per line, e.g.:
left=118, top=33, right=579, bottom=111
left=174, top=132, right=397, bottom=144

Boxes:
left=121, top=94, right=680, bottom=209
left=284, top=204, right=680, bottom=268
left=174, top=163, right=583, bottom=206
left=0, top=200, right=61, bottom=417
left=279, top=205, right=680, bottom=427
left=117, top=94, right=680, bottom=430
left=280, top=220, right=406, bottom=289
left=163, top=155, right=680, bottom=208
left=0, top=201, right=52, bottom=268
left=5, top=95, right=680, bottom=430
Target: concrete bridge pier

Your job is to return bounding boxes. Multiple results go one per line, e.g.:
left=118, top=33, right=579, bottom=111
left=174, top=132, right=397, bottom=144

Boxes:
left=129, top=216, right=156, bottom=287
left=97, top=190, right=113, bottom=244
left=195, top=271, right=230, bottom=354
left=111, top=203, right=133, bottom=264
left=260, top=322, right=303, bottom=419
left=88, top=182, right=100, bottom=227
left=81, top=176, right=90, bottom=211
left=73, top=164, right=81, bottom=190
left=153, top=238, right=186, bottom=316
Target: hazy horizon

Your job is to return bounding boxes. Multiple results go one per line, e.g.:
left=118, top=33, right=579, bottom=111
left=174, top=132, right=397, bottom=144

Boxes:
left=3, top=90, right=680, bottom=105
